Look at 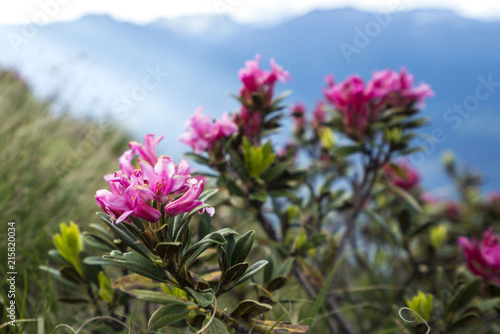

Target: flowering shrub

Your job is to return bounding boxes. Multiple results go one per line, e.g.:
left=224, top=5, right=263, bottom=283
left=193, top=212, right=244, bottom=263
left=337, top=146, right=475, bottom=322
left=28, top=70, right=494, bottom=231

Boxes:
left=459, top=228, right=500, bottom=286
left=43, top=56, right=500, bottom=333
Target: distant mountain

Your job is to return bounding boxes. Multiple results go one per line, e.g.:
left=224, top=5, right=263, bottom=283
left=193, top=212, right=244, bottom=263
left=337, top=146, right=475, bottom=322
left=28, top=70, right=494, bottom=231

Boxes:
left=1, top=8, right=500, bottom=194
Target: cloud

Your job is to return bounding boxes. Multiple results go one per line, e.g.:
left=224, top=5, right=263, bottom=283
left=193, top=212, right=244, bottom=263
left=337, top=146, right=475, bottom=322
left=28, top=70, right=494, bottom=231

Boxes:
left=0, top=0, right=498, bottom=26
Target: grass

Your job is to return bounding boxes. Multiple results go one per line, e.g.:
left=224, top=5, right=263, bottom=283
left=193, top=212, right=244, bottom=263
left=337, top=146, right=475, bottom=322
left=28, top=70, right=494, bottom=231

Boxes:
left=0, top=69, right=131, bottom=332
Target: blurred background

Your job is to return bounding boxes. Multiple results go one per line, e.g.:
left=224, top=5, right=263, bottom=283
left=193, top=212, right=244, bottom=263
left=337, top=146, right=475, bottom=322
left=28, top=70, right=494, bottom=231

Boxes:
left=2, top=0, right=500, bottom=195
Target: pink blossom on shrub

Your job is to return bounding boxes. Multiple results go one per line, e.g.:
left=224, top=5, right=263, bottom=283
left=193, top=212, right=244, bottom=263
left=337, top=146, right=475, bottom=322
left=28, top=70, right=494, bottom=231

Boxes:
left=164, top=178, right=214, bottom=217
left=324, top=68, right=433, bottom=139
left=324, top=75, right=373, bottom=139
left=458, top=228, right=500, bottom=286
left=97, top=135, right=214, bottom=223
left=238, top=54, right=291, bottom=105
left=179, top=107, right=237, bottom=154
left=129, top=134, right=163, bottom=167
left=132, top=157, right=190, bottom=204
left=95, top=178, right=161, bottom=224
left=383, top=160, right=421, bottom=191
left=367, top=68, right=434, bottom=109
left=233, top=106, right=262, bottom=139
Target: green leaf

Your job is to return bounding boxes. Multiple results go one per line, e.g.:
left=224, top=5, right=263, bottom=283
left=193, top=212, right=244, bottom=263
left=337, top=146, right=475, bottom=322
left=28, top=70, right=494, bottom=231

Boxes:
left=261, top=161, right=290, bottom=182
left=217, top=176, right=245, bottom=197
left=231, top=231, right=255, bottom=266
left=223, top=234, right=237, bottom=266
left=445, top=278, right=481, bottom=317
left=60, top=266, right=85, bottom=284
left=249, top=190, right=268, bottom=202
left=221, top=263, right=249, bottom=289
left=217, top=246, right=229, bottom=273
left=173, top=203, right=214, bottom=241
left=102, top=251, right=170, bottom=282
left=80, top=250, right=102, bottom=286
left=97, top=213, right=153, bottom=261
left=308, top=256, right=343, bottom=329
left=230, top=260, right=268, bottom=288
left=155, top=242, right=183, bottom=260
left=83, top=256, right=118, bottom=266
left=39, top=265, right=81, bottom=290
left=335, top=144, right=362, bottom=157
left=202, top=317, right=229, bottom=334
left=129, top=216, right=146, bottom=232
left=263, top=253, right=275, bottom=284
left=267, top=276, right=288, bottom=292
left=478, top=297, right=500, bottom=313
left=230, top=300, right=272, bottom=319
left=277, top=258, right=295, bottom=277
left=111, top=274, right=158, bottom=291
left=185, top=287, right=214, bottom=308
left=388, top=184, right=423, bottom=213
left=447, top=307, right=482, bottom=333
left=53, top=222, right=83, bottom=276
left=88, top=223, right=115, bottom=244
left=148, top=304, right=190, bottom=330
left=180, top=232, right=227, bottom=269
left=82, top=232, right=115, bottom=252
left=128, top=289, right=194, bottom=306
left=98, top=271, right=113, bottom=304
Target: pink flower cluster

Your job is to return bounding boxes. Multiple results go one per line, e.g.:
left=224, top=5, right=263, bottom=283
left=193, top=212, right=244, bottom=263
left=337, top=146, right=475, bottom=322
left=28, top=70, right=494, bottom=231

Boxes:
left=324, top=68, right=434, bottom=139
left=459, top=228, right=500, bottom=286
left=179, top=107, right=237, bottom=154
left=96, top=134, right=214, bottom=224
left=234, top=55, right=291, bottom=140
left=238, top=54, right=291, bottom=105
left=383, top=160, right=421, bottom=191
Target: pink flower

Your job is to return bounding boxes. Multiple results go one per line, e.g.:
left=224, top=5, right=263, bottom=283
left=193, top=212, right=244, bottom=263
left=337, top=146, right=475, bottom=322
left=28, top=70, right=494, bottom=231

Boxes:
left=96, top=178, right=161, bottom=224
left=132, top=157, right=190, bottom=204
left=383, top=160, right=420, bottom=191
left=459, top=228, right=500, bottom=286
left=179, top=107, right=237, bottom=154
left=324, top=75, right=372, bottom=139
left=96, top=135, right=215, bottom=223
left=324, top=68, right=433, bottom=139
left=367, top=68, right=434, bottom=109
left=238, top=55, right=291, bottom=106
left=164, top=178, right=215, bottom=217
left=129, top=134, right=163, bottom=167
left=233, top=106, right=262, bottom=140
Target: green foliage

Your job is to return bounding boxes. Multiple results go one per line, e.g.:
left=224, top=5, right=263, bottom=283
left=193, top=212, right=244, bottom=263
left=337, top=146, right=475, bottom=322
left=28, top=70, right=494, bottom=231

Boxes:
left=52, top=222, right=84, bottom=275
left=406, top=291, right=433, bottom=322
left=0, top=69, right=129, bottom=332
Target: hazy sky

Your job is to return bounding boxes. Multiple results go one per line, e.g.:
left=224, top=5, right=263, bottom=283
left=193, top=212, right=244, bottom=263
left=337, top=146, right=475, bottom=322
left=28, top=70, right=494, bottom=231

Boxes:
left=0, top=0, right=499, bottom=25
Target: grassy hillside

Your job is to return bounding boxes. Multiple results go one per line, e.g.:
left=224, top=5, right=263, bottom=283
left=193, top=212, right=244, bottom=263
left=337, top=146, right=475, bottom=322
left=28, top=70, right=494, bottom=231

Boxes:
left=0, top=69, right=130, bottom=331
